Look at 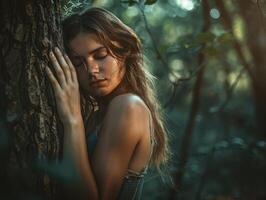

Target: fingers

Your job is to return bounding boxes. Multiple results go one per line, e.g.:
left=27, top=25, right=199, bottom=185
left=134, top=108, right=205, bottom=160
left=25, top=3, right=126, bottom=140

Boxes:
left=64, top=53, right=78, bottom=83
left=47, top=47, right=79, bottom=91
left=54, top=47, right=72, bottom=84
left=49, top=51, right=67, bottom=88
left=45, top=65, right=62, bottom=93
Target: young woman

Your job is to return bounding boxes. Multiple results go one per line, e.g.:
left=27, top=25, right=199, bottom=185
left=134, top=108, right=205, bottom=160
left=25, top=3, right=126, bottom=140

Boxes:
left=45, top=7, right=170, bottom=200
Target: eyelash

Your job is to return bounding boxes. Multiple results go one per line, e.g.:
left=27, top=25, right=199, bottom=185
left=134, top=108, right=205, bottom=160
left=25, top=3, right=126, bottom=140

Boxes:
left=73, top=54, right=107, bottom=68
left=95, top=54, right=107, bottom=60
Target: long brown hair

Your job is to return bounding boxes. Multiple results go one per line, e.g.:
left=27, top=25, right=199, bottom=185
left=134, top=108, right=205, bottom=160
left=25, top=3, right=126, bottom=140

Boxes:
left=62, top=7, right=171, bottom=172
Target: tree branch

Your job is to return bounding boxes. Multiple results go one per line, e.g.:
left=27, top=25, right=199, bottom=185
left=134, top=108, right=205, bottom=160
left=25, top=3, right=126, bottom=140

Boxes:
left=168, top=0, right=211, bottom=199
left=215, top=0, right=255, bottom=81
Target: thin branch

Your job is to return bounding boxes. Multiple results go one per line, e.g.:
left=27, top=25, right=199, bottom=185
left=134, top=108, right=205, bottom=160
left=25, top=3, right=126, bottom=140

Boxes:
left=215, top=0, right=255, bottom=81
left=138, top=4, right=170, bottom=71
left=137, top=4, right=206, bottom=109
left=163, top=61, right=206, bottom=108
left=168, top=0, right=211, bottom=199
left=218, top=67, right=245, bottom=112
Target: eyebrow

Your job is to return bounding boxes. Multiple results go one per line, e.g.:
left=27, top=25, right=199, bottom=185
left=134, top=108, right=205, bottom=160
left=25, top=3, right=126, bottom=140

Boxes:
left=70, top=46, right=106, bottom=58
left=89, top=46, right=106, bottom=55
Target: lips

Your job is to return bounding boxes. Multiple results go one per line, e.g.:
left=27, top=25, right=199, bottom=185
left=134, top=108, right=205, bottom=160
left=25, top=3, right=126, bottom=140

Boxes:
left=90, top=79, right=106, bottom=87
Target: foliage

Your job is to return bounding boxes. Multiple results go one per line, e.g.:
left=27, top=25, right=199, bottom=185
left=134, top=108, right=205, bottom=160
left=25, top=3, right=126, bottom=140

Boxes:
left=61, top=0, right=91, bottom=17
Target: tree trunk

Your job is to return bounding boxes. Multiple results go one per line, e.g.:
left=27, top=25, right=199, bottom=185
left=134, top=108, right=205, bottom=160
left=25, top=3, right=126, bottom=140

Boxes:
left=236, top=0, right=266, bottom=137
left=168, top=0, right=211, bottom=199
left=216, top=0, right=266, bottom=137
left=0, top=0, right=63, bottom=199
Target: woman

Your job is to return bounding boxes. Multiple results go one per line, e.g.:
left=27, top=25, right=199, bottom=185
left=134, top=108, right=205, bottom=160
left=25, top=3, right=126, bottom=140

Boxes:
left=45, top=7, right=170, bottom=200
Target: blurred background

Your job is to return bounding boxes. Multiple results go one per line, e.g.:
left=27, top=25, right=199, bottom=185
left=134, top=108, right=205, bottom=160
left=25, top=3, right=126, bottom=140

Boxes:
left=60, top=0, right=266, bottom=199
left=1, top=0, right=266, bottom=199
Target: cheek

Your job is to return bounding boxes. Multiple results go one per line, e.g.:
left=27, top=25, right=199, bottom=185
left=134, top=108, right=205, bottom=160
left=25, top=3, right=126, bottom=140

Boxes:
left=101, top=58, right=123, bottom=77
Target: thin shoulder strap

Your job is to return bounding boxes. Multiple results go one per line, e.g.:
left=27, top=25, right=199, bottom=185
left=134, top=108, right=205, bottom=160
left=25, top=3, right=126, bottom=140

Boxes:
left=147, top=112, right=156, bottom=167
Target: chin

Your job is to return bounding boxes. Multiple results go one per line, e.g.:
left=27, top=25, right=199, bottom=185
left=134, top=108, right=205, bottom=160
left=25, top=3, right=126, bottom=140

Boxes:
left=91, top=88, right=111, bottom=97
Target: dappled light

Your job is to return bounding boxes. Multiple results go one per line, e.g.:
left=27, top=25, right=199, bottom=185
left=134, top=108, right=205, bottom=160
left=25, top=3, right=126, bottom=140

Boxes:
left=175, top=0, right=195, bottom=11
left=1, top=0, right=266, bottom=199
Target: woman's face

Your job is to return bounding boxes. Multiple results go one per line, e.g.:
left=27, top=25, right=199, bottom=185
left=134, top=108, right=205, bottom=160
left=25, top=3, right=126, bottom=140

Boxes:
left=68, top=32, right=126, bottom=97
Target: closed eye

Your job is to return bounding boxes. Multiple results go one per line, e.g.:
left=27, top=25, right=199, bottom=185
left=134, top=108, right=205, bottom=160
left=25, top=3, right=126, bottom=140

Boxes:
left=94, top=50, right=108, bottom=60
left=68, top=47, right=108, bottom=67
left=95, top=54, right=107, bottom=60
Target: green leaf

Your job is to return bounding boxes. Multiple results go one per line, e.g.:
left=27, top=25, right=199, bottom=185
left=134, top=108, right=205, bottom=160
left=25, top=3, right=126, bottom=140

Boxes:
left=144, top=0, right=158, bottom=5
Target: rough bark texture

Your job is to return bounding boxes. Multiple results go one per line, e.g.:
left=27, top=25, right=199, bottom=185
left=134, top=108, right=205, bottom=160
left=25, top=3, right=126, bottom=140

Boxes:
left=0, top=0, right=63, bottom=199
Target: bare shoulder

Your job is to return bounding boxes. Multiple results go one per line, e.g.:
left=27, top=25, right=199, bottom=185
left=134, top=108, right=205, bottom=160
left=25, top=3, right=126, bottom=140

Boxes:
left=101, top=93, right=151, bottom=139
left=96, top=93, right=151, bottom=153
left=107, top=93, right=150, bottom=116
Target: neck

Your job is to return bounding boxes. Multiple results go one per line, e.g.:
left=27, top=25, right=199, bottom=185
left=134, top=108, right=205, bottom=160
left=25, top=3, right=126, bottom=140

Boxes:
left=95, top=77, right=132, bottom=111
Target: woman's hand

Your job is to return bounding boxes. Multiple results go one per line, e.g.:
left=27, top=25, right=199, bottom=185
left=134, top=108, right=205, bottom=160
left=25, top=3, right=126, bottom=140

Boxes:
left=45, top=47, right=82, bottom=125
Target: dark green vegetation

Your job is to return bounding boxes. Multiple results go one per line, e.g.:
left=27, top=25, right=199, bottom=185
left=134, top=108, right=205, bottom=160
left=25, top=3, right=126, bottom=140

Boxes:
left=1, top=0, right=266, bottom=199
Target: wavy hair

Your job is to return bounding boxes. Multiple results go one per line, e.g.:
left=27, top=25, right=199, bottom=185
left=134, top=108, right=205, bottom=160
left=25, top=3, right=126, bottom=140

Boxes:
left=62, top=7, right=171, bottom=172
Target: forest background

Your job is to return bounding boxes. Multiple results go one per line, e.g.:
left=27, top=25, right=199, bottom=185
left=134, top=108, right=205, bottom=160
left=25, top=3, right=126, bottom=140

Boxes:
left=1, top=0, right=266, bottom=200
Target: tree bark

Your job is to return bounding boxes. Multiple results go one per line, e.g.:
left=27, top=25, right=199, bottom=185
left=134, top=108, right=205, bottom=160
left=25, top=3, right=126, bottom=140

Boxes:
left=0, top=0, right=63, bottom=199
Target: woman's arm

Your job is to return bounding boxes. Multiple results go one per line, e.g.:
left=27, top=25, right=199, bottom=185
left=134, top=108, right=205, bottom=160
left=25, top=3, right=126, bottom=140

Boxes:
left=63, top=117, right=99, bottom=199
left=45, top=48, right=99, bottom=199
left=45, top=47, right=150, bottom=200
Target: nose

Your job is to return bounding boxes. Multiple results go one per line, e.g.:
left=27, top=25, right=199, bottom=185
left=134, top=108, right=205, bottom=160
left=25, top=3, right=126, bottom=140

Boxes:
left=84, top=57, right=99, bottom=76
